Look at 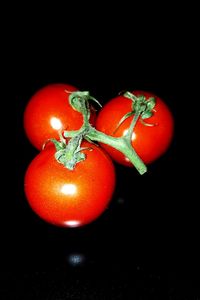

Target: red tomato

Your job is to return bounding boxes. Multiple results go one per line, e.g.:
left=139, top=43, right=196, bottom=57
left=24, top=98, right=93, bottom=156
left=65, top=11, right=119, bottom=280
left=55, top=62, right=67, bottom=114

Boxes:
left=96, top=91, right=174, bottom=166
left=23, top=83, right=96, bottom=150
left=24, top=141, right=116, bottom=227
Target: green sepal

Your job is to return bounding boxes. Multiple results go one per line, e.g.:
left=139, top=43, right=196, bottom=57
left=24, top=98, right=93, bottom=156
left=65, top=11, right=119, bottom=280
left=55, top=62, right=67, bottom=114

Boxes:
left=69, top=91, right=102, bottom=113
left=146, top=97, right=156, bottom=110
left=123, top=92, right=157, bottom=125
left=113, top=111, right=134, bottom=134
left=50, top=133, right=87, bottom=170
left=54, top=148, right=86, bottom=170
left=88, top=95, right=102, bottom=108
left=141, top=110, right=153, bottom=119
left=50, top=138, right=66, bottom=151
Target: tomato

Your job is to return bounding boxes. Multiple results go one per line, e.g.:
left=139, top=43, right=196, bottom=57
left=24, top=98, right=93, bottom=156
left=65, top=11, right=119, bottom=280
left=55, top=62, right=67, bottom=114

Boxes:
left=23, top=83, right=96, bottom=150
left=24, top=141, right=116, bottom=227
left=96, top=91, right=174, bottom=166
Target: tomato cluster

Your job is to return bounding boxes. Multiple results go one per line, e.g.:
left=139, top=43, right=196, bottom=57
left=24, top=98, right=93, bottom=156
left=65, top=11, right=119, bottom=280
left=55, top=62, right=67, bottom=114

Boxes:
left=23, top=83, right=174, bottom=228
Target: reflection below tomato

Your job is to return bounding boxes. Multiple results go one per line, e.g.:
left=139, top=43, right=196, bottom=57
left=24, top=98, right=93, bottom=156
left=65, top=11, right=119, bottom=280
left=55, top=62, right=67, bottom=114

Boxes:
left=67, top=253, right=86, bottom=267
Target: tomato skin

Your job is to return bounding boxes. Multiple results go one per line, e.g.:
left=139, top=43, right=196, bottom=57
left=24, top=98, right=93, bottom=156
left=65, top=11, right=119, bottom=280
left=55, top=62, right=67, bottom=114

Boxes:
left=23, top=84, right=96, bottom=150
left=96, top=91, right=174, bottom=166
left=24, top=142, right=115, bottom=227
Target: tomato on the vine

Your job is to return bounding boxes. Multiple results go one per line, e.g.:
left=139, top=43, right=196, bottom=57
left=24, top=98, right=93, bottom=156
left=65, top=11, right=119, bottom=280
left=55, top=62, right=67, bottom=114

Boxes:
left=96, top=90, right=174, bottom=166
left=23, top=83, right=96, bottom=150
left=24, top=141, right=116, bottom=227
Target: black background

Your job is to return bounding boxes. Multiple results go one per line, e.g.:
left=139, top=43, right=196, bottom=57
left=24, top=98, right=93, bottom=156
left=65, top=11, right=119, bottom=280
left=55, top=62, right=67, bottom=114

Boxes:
left=2, top=5, right=199, bottom=299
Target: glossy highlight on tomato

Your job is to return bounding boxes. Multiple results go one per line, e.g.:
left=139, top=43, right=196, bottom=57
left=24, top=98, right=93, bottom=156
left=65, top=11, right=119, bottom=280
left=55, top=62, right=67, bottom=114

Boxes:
left=24, top=141, right=116, bottom=227
left=23, top=83, right=96, bottom=150
left=96, top=90, right=174, bottom=166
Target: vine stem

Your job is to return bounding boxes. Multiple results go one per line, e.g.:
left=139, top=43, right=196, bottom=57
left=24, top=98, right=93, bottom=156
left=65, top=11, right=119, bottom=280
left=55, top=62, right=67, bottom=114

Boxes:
left=59, top=91, right=149, bottom=175
left=125, top=110, right=141, bottom=142
left=85, top=127, right=147, bottom=175
left=63, top=125, right=147, bottom=175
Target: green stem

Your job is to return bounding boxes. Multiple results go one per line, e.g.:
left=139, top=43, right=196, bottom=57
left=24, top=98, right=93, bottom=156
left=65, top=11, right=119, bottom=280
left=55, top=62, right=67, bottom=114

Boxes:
left=85, top=128, right=147, bottom=175
left=60, top=91, right=149, bottom=175
left=64, top=126, right=147, bottom=175
left=81, top=100, right=91, bottom=126
left=125, top=110, right=141, bottom=142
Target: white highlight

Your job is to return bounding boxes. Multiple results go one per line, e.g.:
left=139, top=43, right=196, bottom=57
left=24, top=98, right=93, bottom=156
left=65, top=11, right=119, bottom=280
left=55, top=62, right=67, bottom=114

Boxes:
left=50, top=117, right=62, bottom=130
left=123, top=129, right=136, bottom=140
left=64, top=220, right=81, bottom=227
left=131, top=132, right=136, bottom=140
left=61, top=184, right=77, bottom=195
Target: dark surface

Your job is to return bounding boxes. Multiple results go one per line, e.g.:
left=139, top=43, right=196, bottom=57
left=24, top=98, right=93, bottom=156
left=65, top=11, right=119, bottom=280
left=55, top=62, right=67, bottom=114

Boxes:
left=2, top=8, right=199, bottom=299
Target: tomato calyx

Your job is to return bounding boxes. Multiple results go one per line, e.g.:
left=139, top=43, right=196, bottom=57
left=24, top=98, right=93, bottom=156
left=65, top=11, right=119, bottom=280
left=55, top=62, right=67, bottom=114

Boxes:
left=69, top=90, right=101, bottom=123
left=50, top=133, right=86, bottom=170
left=114, top=91, right=157, bottom=134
